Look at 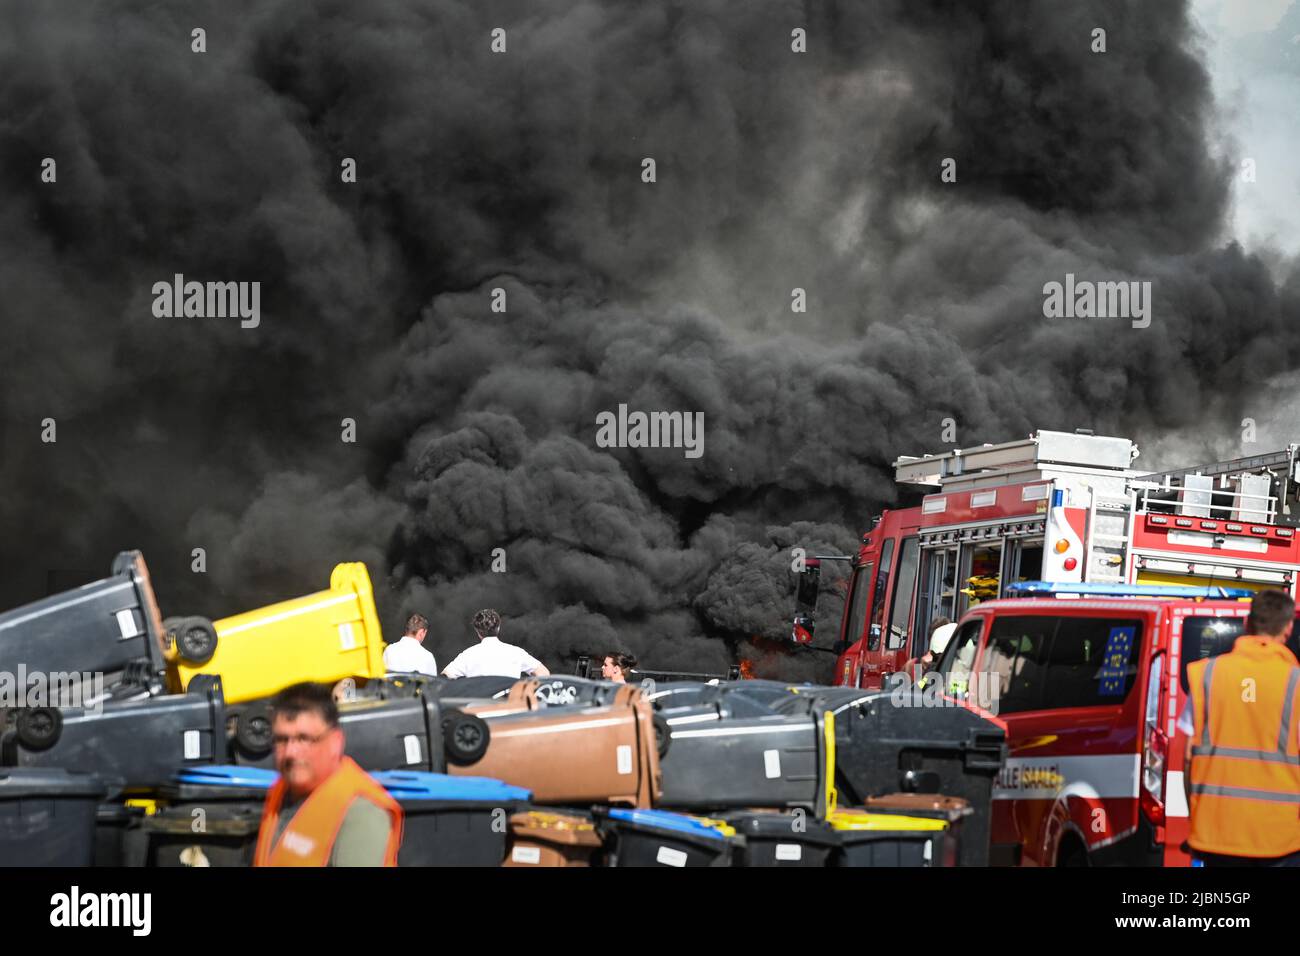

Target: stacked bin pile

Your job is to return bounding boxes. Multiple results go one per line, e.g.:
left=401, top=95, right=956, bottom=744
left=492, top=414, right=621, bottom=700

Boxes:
left=0, top=554, right=1007, bottom=867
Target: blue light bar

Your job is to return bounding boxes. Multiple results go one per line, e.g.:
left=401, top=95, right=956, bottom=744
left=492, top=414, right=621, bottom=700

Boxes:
left=1004, top=581, right=1256, bottom=599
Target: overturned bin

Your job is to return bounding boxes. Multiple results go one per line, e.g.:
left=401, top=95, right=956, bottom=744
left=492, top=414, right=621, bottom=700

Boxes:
left=772, top=687, right=1005, bottom=866
left=0, top=550, right=208, bottom=685
left=230, top=693, right=490, bottom=773
left=447, top=684, right=664, bottom=807
left=2, top=675, right=229, bottom=791
left=373, top=770, right=531, bottom=866
left=170, top=562, right=386, bottom=706
left=595, top=808, right=742, bottom=867
left=504, top=809, right=604, bottom=867
left=654, top=682, right=834, bottom=814
left=0, top=767, right=107, bottom=866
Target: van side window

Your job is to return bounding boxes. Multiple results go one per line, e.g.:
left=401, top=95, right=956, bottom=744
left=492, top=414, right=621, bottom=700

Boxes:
left=841, top=563, right=875, bottom=651
left=984, top=616, right=1055, bottom=714
left=1179, top=617, right=1245, bottom=693
left=867, top=540, right=894, bottom=652
left=939, top=619, right=983, bottom=700
left=1046, top=616, right=1143, bottom=707
left=887, top=538, right=921, bottom=650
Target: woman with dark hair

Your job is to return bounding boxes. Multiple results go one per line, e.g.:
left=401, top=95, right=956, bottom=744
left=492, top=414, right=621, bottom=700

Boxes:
left=601, top=652, right=637, bottom=684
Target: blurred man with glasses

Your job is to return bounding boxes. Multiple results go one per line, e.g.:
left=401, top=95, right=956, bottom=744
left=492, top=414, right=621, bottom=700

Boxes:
left=254, top=682, right=403, bottom=866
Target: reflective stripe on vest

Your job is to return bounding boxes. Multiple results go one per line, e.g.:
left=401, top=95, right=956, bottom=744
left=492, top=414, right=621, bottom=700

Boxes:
left=1186, top=637, right=1300, bottom=858
left=254, top=756, right=403, bottom=867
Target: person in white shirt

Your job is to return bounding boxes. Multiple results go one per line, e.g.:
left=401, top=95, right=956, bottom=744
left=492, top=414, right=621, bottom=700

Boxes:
left=382, top=613, right=439, bottom=676
left=442, top=608, right=550, bottom=679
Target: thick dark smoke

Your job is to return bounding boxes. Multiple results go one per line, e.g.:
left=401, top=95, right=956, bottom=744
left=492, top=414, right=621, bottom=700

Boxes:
left=2, top=0, right=1298, bottom=681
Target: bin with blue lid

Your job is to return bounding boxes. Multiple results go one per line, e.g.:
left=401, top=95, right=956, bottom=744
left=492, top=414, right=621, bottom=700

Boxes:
left=594, top=807, right=742, bottom=867
left=721, top=810, right=839, bottom=867
left=372, top=770, right=532, bottom=866
left=0, top=768, right=107, bottom=866
left=140, top=764, right=277, bottom=867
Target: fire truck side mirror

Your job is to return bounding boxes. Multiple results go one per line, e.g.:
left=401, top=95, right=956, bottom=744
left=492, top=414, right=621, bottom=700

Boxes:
left=790, top=564, right=821, bottom=644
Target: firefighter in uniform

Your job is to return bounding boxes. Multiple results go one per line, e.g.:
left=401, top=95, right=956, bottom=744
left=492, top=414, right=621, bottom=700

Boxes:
left=1183, top=589, right=1300, bottom=866
left=254, top=682, right=403, bottom=867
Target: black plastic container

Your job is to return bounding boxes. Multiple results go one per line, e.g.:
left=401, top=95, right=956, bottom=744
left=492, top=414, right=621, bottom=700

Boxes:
left=0, top=767, right=107, bottom=866
left=0, top=551, right=211, bottom=683
left=723, top=810, right=839, bottom=867
left=374, top=771, right=531, bottom=866
left=655, top=690, right=833, bottom=814
left=773, top=687, right=1005, bottom=867
left=1, top=675, right=229, bottom=791
left=93, top=801, right=147, bottom=867
left=829, top=807, right=961, bottom=867
left=595, top=808, right=741, bottom=867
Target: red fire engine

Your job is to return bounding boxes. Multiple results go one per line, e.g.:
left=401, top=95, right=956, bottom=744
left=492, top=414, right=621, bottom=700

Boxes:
left=792, top=429, right=1300, bottom=865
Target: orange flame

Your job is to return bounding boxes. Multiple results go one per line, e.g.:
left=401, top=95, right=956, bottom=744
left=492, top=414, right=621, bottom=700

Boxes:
left=738, top=659, right=756, bottom=680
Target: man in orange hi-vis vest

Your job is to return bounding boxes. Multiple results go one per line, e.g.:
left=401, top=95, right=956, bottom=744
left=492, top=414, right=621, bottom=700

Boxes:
left=1183, top=589, right=1300, bottom=866
left=254, top=682, right=403, bottom=867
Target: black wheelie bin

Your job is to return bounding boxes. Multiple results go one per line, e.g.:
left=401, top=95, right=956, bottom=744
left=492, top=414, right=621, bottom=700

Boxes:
left=1, top=675, right=229, bottom=791
left=772, top=686, right=1005, bottom=866
left=0, top=551, right=216, bottom=687
left=0, top=767, right=107, bottom=866
left=653, top=682, right=835, bottom=815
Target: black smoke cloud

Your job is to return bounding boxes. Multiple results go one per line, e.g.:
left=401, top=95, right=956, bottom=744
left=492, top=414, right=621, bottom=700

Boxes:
left=1, top=0, right=1297, bottom=681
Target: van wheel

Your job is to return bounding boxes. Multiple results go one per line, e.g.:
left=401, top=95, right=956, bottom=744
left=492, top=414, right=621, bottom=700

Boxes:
left=16, top=707, right=62, bottom=751
left=1056, top=838, right=1090, bottom=867
left=443, top=710, right=490, bottom=765
left=173, top=618, right=218, bottom=666
left=236, top=705, right=274, bottom=756
left=653, top=713, right=672, bottom=759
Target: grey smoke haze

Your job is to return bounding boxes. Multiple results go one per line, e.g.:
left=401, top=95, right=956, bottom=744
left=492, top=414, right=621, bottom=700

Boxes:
left=1, top=0, right=1298, bottom=681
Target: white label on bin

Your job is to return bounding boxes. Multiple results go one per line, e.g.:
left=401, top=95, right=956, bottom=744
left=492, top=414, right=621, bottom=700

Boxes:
left=764, top=749, right=781, bottom=779
left=656, top=846, right=688, bottom=867
left=924, top=839, right=932, bottom=865
left=183, top=730, right=201, bottom=760
left=512, top=846, right=542, bottom=865
left=404, top=734, right=422, bottom=765
left=116, top=608, right=139, bottom=639
left=616, top=744, right=633, bottom=775
left=775, top=843, right=802, bottom=862
left=338, top=622, right=356, bottom=650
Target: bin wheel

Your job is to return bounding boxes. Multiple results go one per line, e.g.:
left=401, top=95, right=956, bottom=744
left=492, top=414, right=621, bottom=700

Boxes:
left=653, top=713, right=672, bottom=759
left=15, top=707, right=62, bottom=751
left=442, top=710, right=490, bottom=765
left=236, top=705, right=274, bottom=756
left=174, top=617, right=218, bottom=666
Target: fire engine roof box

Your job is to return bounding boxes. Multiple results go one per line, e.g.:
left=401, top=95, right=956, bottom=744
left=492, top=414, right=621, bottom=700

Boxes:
left=895, top=431, right=1135, bottom=486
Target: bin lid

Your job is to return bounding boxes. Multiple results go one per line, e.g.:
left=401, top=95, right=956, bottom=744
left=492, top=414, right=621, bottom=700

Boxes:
left=372, top=770, right=531, bottom=803
left=0, top=767, right=108, bottom=799
left=175, top=765, right=279, bottom=790
left=722, top=810, right=838, bottom=842
left=827, top=808, right=948, bottom=833
left=604, top=808, right=731, bottom=841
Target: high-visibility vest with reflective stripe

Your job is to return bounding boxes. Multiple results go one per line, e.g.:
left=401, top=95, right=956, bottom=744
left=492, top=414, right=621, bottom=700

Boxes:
left=254, top=756, right=403, bottom=867
left=1186, top=636, right=1300, bottom=858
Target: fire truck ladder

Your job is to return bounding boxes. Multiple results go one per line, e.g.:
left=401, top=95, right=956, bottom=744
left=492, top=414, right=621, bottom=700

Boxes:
left=1083, top=488, right=1135, bottom=584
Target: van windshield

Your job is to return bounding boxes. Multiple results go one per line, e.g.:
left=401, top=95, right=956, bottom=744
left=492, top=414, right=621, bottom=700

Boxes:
left=1179, top=617, right=1245, bottom=693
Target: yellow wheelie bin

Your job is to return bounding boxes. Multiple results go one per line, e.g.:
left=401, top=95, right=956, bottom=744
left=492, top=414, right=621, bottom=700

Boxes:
left=168, top=562, right=386, bottom=704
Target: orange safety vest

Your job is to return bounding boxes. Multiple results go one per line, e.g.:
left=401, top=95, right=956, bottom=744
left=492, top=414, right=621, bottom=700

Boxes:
left=1186, top=636, right=1300, bottom=858
left=254, top=756, right=403, bottom=867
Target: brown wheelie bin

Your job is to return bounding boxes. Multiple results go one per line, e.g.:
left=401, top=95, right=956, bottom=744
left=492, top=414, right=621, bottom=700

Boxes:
left=504, top=810, right=604, bottom=867
left=448, top=685, right=665, bottom=807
